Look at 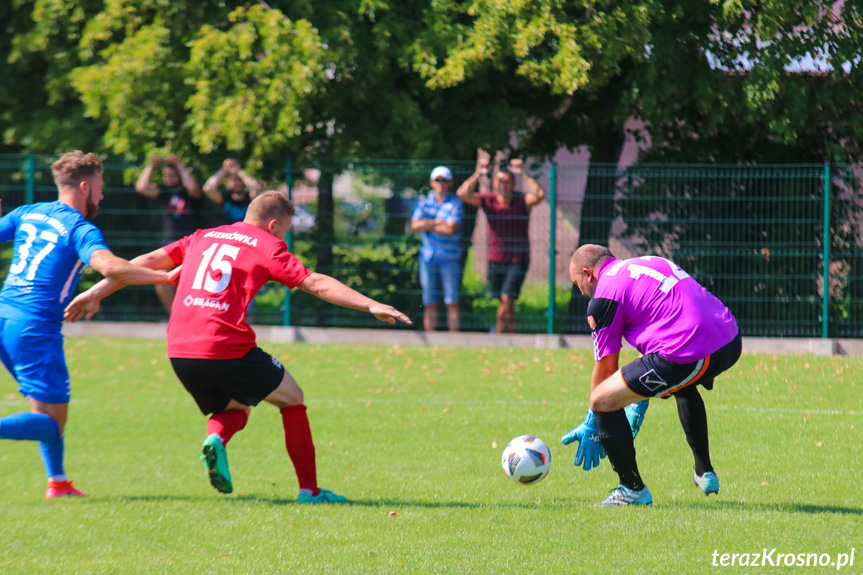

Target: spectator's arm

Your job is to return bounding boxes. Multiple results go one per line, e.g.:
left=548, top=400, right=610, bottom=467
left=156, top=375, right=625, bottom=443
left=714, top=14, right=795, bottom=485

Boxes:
left=203, top=169, right=226, bottom=205
left=135, top=164, right=160, bottom=198
left=238, top=169, right=263, bottom=195
left=175, top=161, right=202, bottom=197
left=456, top=173, right=482, bottom=207
left=524, top=173, right=546, bottom=209
left=432, top=220, right=458, bottom=235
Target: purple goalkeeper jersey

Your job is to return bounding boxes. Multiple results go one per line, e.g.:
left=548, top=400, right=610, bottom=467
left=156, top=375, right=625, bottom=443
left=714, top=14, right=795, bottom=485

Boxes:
left=588, top=256, right=738, bottom=363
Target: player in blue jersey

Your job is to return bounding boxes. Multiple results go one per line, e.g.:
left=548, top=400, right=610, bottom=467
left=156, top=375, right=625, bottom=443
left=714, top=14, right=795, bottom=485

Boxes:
left=0, top=151, right=180, bottom=499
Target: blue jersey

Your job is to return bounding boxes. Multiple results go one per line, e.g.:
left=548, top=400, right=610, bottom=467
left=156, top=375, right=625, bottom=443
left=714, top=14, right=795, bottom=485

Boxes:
left=0, top=201, right=110, bottom=325
left=411, top=194, right=463, bottom=263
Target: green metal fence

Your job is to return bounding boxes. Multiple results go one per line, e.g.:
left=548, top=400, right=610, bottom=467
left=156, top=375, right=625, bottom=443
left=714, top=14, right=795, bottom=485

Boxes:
left=1, top=154, right=860, bottom=338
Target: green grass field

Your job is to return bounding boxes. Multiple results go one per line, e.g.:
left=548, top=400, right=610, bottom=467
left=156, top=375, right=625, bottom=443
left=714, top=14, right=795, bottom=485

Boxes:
left=1, top=338, right=861, bottom=574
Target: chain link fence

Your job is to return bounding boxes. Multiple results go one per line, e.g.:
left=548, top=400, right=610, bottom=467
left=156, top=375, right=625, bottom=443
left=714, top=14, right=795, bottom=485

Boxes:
left=1, top=154, right=860, bottom=337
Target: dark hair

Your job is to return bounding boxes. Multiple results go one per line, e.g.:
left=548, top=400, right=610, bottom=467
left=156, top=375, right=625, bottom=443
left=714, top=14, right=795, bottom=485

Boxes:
left=51, top=151, right=102, bottom=189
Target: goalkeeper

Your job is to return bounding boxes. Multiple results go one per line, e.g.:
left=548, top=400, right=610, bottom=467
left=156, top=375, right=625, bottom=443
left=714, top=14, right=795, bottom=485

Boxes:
left=562, top=245, right=741, bottom=507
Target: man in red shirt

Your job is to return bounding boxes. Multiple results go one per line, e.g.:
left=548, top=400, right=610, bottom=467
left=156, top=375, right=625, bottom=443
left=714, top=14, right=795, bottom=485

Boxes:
left=66, top=191, right=412, bottom=503
left=457, top=154, right=545, bottom=333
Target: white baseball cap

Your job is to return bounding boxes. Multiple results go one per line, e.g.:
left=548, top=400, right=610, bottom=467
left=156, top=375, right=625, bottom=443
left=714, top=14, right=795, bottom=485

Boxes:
left=430, top=166, right=453, bottom=181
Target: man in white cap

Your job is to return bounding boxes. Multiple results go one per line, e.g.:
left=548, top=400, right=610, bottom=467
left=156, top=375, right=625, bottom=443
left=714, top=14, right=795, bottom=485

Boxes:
left=411, top=166, right=463, bottom=331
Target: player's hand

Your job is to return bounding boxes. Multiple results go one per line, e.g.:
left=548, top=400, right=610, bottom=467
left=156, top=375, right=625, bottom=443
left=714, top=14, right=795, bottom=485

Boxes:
left=369, top=303, right=412, bottom=326
left=561, top=409, right=606, bottom=471
left=625, top=400, right=649, bottom=439
left=64, top=292, right=101, bottom=323
left=166, top=155, right=180, bottom=165
left=166, top=265, right=182, bottom=286
left=150, top=155, right=163, bottom=167
left=508, top=158, right=524, bottom=175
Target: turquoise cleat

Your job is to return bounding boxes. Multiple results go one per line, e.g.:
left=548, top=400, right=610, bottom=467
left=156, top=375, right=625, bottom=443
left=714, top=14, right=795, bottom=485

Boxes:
left=200, top=434, right=233, bottom=494
left=598, top=484, right=653, bottom=507
left=693, top=471, right=720, bottom=495
left=298, top=488, right=347, bottom=504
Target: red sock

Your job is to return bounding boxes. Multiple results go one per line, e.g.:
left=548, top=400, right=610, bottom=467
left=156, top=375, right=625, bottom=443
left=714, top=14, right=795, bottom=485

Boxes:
left=207, top=410, right=249, bottom=446
left=280, top=405, right=318, bottom=495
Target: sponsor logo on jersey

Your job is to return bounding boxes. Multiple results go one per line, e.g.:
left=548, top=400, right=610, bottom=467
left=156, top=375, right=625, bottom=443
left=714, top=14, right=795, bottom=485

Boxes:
left=203, top=230, right=258, bottom=247
left=183, top=294, right=230, bottom=311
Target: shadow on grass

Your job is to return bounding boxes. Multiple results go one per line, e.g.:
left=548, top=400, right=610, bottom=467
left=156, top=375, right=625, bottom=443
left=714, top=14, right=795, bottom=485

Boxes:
left=81, top=494, right=861, bottom=515
left=91, top=493, right=569, bottom=510
left=667, top=499, right=863, bottom=516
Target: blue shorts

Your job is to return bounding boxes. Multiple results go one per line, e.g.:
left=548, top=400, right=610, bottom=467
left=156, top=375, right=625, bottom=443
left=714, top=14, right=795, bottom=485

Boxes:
left=419, top=259, right=461, bottom=306
left=488, top=260, right=529, bottom=300
left=0, top=318, right=71, bottom=404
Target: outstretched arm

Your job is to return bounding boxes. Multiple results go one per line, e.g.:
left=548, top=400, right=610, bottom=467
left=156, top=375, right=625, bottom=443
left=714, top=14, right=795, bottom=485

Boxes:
left=65, top=248, right=178, bottom=322
left=297, top=272, right=412, bottom=325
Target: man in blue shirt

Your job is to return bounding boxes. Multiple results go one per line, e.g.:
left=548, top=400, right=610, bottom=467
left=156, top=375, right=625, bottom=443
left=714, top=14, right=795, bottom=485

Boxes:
left=411, top=166, right=464, bottom=332
left=0, top=151, right=179, bottom=499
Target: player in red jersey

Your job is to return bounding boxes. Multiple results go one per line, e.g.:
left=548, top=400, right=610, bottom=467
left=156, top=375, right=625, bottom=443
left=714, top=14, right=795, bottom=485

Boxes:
left=66, top=191, right=412, bottom=503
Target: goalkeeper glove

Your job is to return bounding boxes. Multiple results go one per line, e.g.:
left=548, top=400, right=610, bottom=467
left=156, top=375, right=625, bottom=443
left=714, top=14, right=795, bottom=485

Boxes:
left=624, top=400, right=649, bottom=439
left=561, top=409, right=606, bottom=471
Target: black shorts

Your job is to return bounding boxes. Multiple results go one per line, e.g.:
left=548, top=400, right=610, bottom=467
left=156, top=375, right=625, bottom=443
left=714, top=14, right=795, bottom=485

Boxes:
left=621, top=334, right=742, bottom=399
left=170, top=347, right=285, bottom=415
left=488, top=260, right=529, bottom=300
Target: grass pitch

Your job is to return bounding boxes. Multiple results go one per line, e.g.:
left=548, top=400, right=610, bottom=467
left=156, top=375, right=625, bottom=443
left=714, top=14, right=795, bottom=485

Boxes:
left=1, top=337, right=861, bottom=574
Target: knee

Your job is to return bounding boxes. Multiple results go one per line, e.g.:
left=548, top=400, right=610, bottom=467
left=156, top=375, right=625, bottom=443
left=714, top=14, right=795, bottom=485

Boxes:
left=589, top=390, right=617, bottom=413
left=287, top=387, right=304, bottom=406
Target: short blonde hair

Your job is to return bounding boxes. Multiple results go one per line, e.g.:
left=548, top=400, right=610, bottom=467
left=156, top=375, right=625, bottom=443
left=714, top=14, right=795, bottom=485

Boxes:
left=51, top=151, right=103, bottom=189
left=245, top=190, right=296, bottom=224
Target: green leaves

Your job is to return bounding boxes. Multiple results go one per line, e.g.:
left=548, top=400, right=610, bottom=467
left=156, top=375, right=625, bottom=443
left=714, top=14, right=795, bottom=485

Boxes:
left=186, top=6, right=327, bottom=164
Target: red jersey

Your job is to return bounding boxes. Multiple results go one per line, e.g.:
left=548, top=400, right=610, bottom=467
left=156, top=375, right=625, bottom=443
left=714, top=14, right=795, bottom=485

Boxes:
left=163, top=222, right=312, bottom=359
left=478, top=192, right=530, bottom=263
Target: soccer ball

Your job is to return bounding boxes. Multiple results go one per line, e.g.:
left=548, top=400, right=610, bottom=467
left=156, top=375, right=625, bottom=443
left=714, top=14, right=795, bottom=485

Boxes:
left=501, top=435, right=552, bottom=485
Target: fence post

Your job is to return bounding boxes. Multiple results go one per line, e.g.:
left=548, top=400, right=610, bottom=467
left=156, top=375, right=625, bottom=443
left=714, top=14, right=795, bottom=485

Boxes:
left=283, top=157, right=294, bottom=327
left=25, top=154, right=35, bottom=205
left=821, top=162, right=830, bottom=339
left=547, top=162, right=557, bottom=335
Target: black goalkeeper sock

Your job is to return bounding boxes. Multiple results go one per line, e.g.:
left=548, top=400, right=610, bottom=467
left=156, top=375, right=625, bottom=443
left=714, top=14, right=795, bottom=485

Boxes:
left=675, top=386, right=713, bottom=476
left=595, top=409, right=645, bottom=491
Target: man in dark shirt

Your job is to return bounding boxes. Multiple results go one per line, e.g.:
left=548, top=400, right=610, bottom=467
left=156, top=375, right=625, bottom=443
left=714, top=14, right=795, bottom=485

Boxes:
left=457, top=155, right=545, bottom=333
left=135, top=155, right=203, bottom=310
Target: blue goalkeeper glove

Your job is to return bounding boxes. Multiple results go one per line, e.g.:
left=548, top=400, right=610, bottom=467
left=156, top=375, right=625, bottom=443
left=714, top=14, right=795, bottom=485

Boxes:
left=624, top=400, right=649, bottom=439
left=560, top=409, right=606, bottom=471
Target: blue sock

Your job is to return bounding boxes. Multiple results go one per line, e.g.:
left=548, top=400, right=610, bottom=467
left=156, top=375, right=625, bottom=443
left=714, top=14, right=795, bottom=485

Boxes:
left=0, top=412, right=61, bottom=442
left=39, top=436, right=66, bottom=478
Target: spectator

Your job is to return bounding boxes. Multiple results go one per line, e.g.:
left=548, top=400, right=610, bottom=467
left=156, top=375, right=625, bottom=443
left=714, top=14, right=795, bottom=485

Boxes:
left=457, top=153, right=545, bottom=333
left=135, top=155, right=203, bottom=311
left=411, top=166, right=463, bottom=332
left=203, top=158, right=263, bottom=224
